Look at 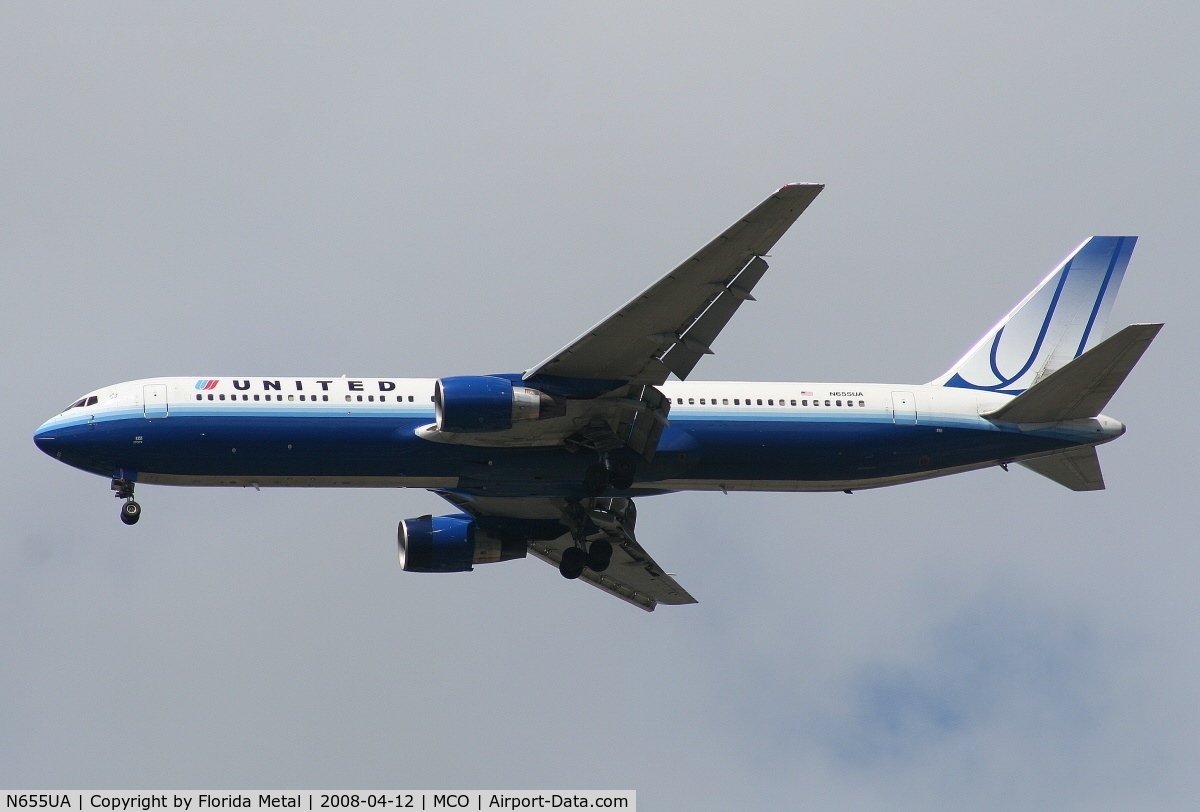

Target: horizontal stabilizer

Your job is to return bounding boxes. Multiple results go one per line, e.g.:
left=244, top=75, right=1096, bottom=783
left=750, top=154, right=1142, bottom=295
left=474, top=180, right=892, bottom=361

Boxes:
left=984, top=323, right=1162, bottom=424
left=1018, top=447, right=1105, bottom=491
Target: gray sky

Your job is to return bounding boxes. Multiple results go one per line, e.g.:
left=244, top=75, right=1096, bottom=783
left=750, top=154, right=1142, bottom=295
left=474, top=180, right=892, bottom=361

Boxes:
left=2, top=2, right=1197, bottom=808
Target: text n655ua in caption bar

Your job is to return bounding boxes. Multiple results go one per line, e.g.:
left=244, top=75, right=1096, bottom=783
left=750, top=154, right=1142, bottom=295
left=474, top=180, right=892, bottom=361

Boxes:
left=3, top=793, right=635, bottom=812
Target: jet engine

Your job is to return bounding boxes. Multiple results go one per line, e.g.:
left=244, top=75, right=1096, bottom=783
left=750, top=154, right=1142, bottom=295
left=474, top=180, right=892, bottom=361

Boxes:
left=398, top=513, right=528, bottom=573
left=434, top=376, right=565, bottom=433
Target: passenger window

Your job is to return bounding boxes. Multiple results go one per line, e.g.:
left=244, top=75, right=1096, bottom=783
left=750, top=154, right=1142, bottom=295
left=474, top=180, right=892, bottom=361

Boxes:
left=357, top=395, right=363, bottom=402
left=859, top=400, right=865, bottom=407
left=677, top=398, right=683, bottom=404
left=836, top=400, right=842, bottom=406
left=288, top=395, right=294, bottom=401
left=699, top=398, right=705, bottom=405
left=722, top=399, right=728, bottom=405
left=768, top=399, right=774, bottom=406
left=408, top=396, right=414, bottom=402
left=345, top=395, right=352, bottom=402
left=253, top=395, right=260, bottom=401
left=847, top=400, right=853, bottom=407
left=207, top=394, right=214, bottom=400
left=802, top=400, right=808, bottom=406
left=825, top=400, right=831, bottom=406
left=323, top=395, right=329, bottom=402
left=219, top=394, right=225, bottom=401
left=195, top=394, right=202, bottom=401
left=756, top=399, right=762, bottom=405
left=368, top=395, right=375, bottom=402
left=688, top=398, right=694, bottom=405
left=733, top=399, right=739, bottom=405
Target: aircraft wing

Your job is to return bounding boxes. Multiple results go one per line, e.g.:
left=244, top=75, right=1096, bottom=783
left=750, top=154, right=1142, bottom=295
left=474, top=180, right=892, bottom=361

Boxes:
left=526, top=183, right=824, bottom=385
left=433, top=492, right=697, bottom=611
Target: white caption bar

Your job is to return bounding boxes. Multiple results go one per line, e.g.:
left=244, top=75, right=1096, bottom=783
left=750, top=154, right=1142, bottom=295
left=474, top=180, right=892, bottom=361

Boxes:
left=3, top=793, right=634, bottom=812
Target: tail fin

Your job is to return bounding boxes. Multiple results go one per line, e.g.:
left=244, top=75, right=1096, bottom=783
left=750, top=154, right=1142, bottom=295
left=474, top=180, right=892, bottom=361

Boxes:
left=931, top=237, right=1137, bottom=394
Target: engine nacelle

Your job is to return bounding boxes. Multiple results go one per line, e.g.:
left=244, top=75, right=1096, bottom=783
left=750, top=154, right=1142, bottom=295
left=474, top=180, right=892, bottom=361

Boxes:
left=434, top=376, right=565, bottom=433
left=398, top=514, right=528, bottom=573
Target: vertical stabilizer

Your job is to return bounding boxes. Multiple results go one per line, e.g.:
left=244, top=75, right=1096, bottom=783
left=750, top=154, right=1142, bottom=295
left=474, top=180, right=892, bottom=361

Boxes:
left=931, top=237, right=1136, bottom=394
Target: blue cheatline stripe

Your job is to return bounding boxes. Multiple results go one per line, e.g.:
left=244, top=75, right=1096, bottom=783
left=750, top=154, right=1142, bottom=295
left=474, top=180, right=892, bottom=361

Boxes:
left=985, top=256, right=1074, bottom=389
left=1074, top=236, right=1129, bottom=358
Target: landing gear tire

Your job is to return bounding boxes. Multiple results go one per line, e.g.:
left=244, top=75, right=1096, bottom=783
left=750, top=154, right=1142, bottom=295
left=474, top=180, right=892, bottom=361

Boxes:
left=559, top=546, right=586, bottom=579
left=605, top=455, right=636, bottom=491
left=120, top=501, right=142, bottom=525
left=587, top=539, right=613, bottom=572
left=583, top=464, right=610, bottom=496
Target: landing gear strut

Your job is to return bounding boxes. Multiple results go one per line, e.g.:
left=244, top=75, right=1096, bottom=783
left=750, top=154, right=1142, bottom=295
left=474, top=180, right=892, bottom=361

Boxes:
left=112, top=478, right=141, bottom=525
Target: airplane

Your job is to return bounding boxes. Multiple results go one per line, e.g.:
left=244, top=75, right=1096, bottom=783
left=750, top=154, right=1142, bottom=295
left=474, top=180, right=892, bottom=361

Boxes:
left=33, top=184, right=1162, bottom=610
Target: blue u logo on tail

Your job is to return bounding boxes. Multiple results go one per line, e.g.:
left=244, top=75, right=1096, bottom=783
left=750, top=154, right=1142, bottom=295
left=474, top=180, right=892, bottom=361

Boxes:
left=932, top=236, right=1137, bottom=395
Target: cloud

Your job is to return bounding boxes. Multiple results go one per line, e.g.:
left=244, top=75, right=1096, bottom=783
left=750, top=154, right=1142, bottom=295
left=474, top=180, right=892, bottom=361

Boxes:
left=822, top=593, right=1098, bottom=769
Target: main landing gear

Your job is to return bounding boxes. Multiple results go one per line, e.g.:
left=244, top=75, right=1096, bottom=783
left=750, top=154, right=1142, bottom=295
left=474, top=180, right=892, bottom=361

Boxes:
left=558, top=538, right=613, bottom=579
left=582, top=452, right=638, bottom=496
left=112, top=478, right=141, bottom=525
left=556, top=498, right=626, bottom=579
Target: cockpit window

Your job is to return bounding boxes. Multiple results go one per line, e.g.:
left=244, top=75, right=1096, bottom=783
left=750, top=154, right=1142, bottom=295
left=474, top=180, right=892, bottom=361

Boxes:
left=64, top=395, right=99, bottom=410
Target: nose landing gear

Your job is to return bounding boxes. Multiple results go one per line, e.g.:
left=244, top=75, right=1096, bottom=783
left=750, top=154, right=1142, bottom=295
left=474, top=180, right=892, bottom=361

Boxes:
left=112, top=478, right=141, bottom=525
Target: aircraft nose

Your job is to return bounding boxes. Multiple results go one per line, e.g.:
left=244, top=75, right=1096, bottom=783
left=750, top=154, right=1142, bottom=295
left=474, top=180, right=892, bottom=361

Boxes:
left=33, top=415, right=60, bottom=456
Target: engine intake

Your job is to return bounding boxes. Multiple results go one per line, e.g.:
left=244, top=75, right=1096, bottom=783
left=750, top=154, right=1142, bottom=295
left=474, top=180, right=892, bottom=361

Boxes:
left=434, top=376, right=565, bottom=433
left=398, top=514, right=528, bottom=573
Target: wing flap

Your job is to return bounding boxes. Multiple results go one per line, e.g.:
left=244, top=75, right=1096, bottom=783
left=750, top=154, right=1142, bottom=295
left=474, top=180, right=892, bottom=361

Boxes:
left=660, top=256, right=769, bottom=379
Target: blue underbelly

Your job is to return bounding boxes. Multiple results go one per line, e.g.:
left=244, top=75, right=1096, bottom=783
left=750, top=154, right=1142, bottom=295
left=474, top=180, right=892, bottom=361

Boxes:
left=46, top=413, right=1076, bottom=488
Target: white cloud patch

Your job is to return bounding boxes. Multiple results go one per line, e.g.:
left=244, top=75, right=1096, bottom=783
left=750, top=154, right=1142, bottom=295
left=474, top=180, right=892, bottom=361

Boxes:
left=822, top=594, right=1098, bottom=769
